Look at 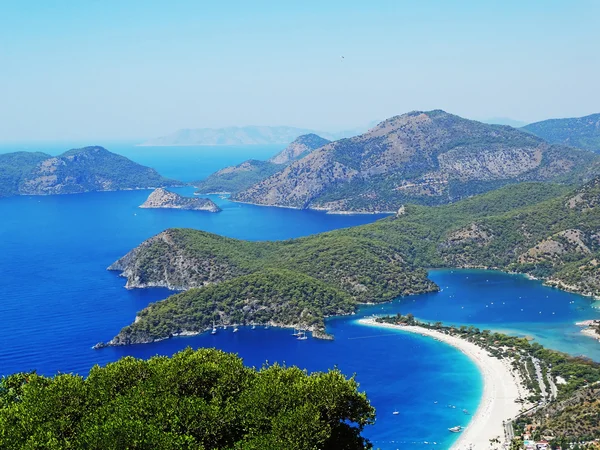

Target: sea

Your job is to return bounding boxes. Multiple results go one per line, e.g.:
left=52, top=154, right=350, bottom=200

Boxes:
left=1, top=142, right=599, bottom=449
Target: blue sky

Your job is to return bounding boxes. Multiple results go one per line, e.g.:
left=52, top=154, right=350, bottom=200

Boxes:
left=0, top=0, right=598, bottom=141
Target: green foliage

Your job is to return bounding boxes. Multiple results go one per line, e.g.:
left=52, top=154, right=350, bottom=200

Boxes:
left=0, top=152, right=49, bottom=196
left=114, top=269, right=355, bottom=344
left=523, top=113, right=600, bottom=153
left=0, top=348, right=375, bottom=449
left=194, top=160, right=282, bottom=194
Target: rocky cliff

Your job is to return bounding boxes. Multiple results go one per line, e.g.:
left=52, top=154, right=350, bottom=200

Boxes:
left=234, top=110, right=597, bottom=212
left=140, top=188, right=220, bottom=212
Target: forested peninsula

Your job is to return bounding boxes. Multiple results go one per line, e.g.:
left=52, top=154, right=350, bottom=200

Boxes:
left=107, top=179, right=600, bottom=346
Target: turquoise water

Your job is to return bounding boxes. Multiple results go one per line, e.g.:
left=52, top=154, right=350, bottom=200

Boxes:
left=0, top=142, right=598, bottom=448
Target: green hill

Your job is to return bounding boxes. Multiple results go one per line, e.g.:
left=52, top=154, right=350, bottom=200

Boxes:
left=523, top=113, right=600, bottom=153
left=0, top=146, right=180, bottom=197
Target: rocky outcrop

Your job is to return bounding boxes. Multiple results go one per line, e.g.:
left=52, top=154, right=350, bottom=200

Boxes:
left=107, top=229, right=243, bottom=289
left=140, top=188, right=220, bottom=212
left=268, top=134, right=330, bottom=164
left=234, top=110, right=596, bottom=212
left=518, top=229, right=592, bottom=264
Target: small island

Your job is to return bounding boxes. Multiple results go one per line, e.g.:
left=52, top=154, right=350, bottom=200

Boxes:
left=140, top=188, right=221, bottom=212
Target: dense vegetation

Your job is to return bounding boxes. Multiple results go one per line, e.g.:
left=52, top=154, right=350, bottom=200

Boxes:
left=112, top=269, right=354, bottom=344
left=0, top=348, right=375, bottom=449
left=0, top=147, right=179, bottom=197
left=110, top=181, right=588, bottom=345
left=108, top=229, right=436, bottom=343
left=0, top=152, right=50, bottom=196
left=194, top=160, right=282, bottom=194
left=523, top=113, right=600, bottom=153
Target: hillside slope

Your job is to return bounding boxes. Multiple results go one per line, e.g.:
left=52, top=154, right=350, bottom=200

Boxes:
left=0, top=146, right=179, bottom=197
left=234, top=110, right=596, bottom=212
left=523, top=113, right=600, bottom=153
left=194, top=134, right=330, bottom=194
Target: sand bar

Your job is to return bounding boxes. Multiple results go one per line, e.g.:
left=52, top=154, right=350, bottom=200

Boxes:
left=358, top=318, right=530, bottom=450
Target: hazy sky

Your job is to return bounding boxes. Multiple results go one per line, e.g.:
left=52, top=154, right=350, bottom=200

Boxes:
left=1, top=0, right=599, bottom=141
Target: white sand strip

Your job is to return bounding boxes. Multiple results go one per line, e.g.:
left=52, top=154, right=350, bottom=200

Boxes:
left=358, top=318, right=529, bottom=450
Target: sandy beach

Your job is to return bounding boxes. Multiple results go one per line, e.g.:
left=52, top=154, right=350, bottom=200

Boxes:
left=358, top=318, right=529, bottom=450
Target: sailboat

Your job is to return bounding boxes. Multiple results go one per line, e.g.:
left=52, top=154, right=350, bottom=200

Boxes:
left=251, top=323, right=256, bottom=330
left=297, top=330, right=308, bottom=340
left=292, top=328, right=300, bottom=336
left=211, top=321, right=217, bottom=335
left=233, top=325, right=239, bottom=333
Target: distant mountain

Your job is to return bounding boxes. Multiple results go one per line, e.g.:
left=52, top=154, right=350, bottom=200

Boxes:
left=481, top=117, right=527, bottom=128
left=194, top=134, right=330, bottom=194
left=141, top=126, right=338, bottom=146
left=0, top=146, right=179, bottom=197
left=522, top=113, right=600, bottom=153
left=234, top=110, right=598, bottom=212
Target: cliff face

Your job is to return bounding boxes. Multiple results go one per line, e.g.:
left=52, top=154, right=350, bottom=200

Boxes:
left=140, top=188, right=221, bottom=212
left=268, top=134, right=330, bottom=165
left=2, top=146, right=179, bottom=196
left=523, top=113, right=600, bottom=153
left=234, top=111, right=597, bottom=212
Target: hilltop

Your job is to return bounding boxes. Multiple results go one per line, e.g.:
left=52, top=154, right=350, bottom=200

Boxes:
left=194, top=134, right=330, bottom=194
left=0, top=146, right=179, bottom=197
left=523, top=113, right=600, bottom=153
left=234, top=110, right=597, bottom=212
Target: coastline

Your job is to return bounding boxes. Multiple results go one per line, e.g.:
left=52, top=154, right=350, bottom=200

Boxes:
left=358, top=318, right=529, bottom=450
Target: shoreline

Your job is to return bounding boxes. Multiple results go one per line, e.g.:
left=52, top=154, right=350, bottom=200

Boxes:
left=358, top=318, right=530, bottom=450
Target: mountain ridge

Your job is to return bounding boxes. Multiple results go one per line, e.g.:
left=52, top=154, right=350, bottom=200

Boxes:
left=233, top=110, right=597, bottom=212
left=522, top=112, right=600, bottom=153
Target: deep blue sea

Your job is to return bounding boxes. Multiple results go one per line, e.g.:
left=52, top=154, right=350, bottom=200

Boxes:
left=1, top=142, right=599, bottom=449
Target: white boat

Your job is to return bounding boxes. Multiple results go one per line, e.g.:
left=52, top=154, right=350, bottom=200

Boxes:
left=265, top=325, right=269, bottom=329
left=392, top=411, right=399, bottom=415
left=448, top=426, right=462, bottom=433
left=251, top=324, right=256, bottom=330
left=292, top=328, right=300, bottom=336
left=297, top=330, right=308, bottom=340
left=233, top=326, right=239, bottom=333
left=211, top=321, right=217, bottom=335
